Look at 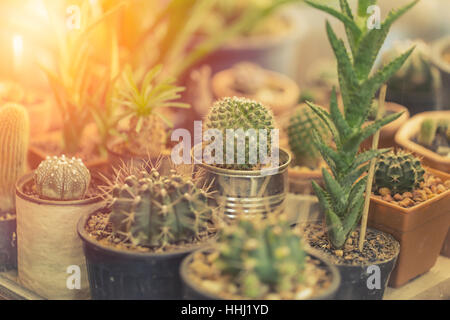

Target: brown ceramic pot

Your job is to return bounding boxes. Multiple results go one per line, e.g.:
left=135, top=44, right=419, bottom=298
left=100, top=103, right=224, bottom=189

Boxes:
left=368, top=168, right=450, bottom=288
left=395, top=111, right=450, bottom=173
left=361, top=102, right=410, bottom=150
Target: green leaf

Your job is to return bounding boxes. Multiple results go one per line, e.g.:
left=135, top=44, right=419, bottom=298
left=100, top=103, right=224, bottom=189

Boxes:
left=329, top=88, right=351, bottom=138
left=306, top=100, right=341, bottom=147
left=322, top=169, right=347, bottom=215
left=352, top=148, right=390, bottom=169
left=340, top=163, right=369, bottom=193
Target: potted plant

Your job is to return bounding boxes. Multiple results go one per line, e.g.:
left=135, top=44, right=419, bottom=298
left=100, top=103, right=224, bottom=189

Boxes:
left=181, top=214, right=340, bottom=300
left=0, top=103, right=29, bottom=271
left=15, top=156, right=104, bottom=299
left=77, top=160, right=218, bottom=300
left=300, top=0, right=418, bottom=299
left=368, top=150, right=450, bottom=287
left=283, top=103, right=330, bottom=195
left=106, top=64, right=189, bottom=171
left=431, top=36, right=450, bottom=110
left=395, top=111, right=450, bottom=172
left=381, top=39, right=439, bottom=115
left=194, top=96, right=291, bottom=219
left=211, top=62, right=300, bottom=117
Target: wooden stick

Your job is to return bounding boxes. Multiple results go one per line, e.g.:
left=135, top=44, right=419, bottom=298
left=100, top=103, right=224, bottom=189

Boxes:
left=358, top=85, right=387, bottom=252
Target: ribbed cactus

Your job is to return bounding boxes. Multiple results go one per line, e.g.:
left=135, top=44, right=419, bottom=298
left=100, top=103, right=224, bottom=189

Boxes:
left=418, top=118, right=437, bottom=147
left=216, top=215, right=305, bottom=299
left=0, top=103, right=29, bottom=213
left=374, top=150, right=425, bottom=195
left=34, top=155, right=91, bottom=201
left=108, top=168, right=213, bottom=248
left=204, top=97, right=276, bottom=170
left=287, top=104, right=330, bottom=168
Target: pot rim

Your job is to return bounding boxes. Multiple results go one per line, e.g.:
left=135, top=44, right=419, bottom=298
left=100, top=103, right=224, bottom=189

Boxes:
left=431, top=36, right=450, bottom=74
left=77, top=209, right=215, bottom=259
left=16, top=172, right=103, bottom=206
left=179, top=247, right=341, bottom=300
left=191, top=147, right=291, bottom=176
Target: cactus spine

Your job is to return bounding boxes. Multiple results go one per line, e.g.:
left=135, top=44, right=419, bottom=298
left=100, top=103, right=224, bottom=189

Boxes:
left=374, top=150, right=425, bottom=195
left=0, top=103, right=29, bottom=213
left=204, top=97, right=276, bottom=170
left=34, top=155, right=91, bottom=201
left=287, top=104, right=330, bottom=168
left=418, top=119, right=437, bottom=147
left=216, top=215, right=305, bottom=299
left=108, top=168, right=213, bottom=248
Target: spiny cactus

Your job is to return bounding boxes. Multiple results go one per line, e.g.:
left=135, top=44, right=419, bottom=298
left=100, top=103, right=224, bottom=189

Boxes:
left=35, top=155, right=91, bottom=201
left=216, top=215, right=305, bottom=299
left=108, top=167, right=214, bottom=248
left=418, top=118, right=437, bottom=147
left=287, top=103, right=330, bottom=168
left=374, top=150, right=425, bottom=195
left=305, top=0, right=418, bottom=248
left=0, top=103, right=29, bottom=213
left=204, top=97, right=276, bottom=170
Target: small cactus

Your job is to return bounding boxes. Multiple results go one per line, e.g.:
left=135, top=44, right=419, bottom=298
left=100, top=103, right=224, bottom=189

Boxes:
left=216, top=215, right=305, bottom=299
left=417, top=118, right=437, bottom=147
left=0, top=103, right=29, bottom=213
left=34, top=155, right=91, bottom=201
left=204, top=97, right=276, bottom=170
left=374, top=150, right=425, bottom=195
left=108, top=167, right=214, bottom=248
left=287, top=104, right=330, bottom=168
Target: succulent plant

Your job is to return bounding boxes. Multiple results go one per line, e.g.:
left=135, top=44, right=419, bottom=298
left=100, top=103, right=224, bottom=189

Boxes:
left=204, top=97, right=276, bottom=170
left=287, top=103, right=330, bottom=168
left=305, top=0, right=418, bottom=248
left=216, top=215, right=305, bottom=299
left=418, top=118, right=437, bottom=147
left=115, top=65, right=190, bottom=157
left=374, top=150, right=425, bottom=195
left=107, top=167, right=214, bottom=248
left=0, top=103, right=29, bottom=213
left=34, top=155, right=91, bottom=201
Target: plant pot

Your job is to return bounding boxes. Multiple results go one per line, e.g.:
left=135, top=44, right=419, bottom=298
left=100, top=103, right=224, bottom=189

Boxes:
left=288, top=168, right=322, bottom=195
left=442, top=229, right=450, bottom=257
left=77, top=210, right=210, bottom=300
left=180, top=248, right=340, bottom=300
left=431, top=36, right=450, bottom=110
left=361, top=102, right=410, bottom=150
left=15, top=173, right=105, bottom=299
left=368, top=168, right=450, bottom=287
left=0, top=217, right=17, bottom=272
left=211, top=66, right=300, bottom=116
left=395, top=111, right=450, bottom=173
left=193, top=148, right=291, bottom=219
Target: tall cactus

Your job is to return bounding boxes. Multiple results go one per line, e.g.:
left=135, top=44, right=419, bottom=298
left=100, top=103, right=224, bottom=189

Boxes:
left=0, top=103, right=29, bottom=213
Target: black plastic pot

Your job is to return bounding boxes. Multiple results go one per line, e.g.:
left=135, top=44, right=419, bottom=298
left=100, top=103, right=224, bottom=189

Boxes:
left=77, top=210, right=208, bottom=300
left=180, top=248, right=341, bottom=300
left=333, top=231, right=400, bottom=300
left=0, top=217, right=17, bottom=272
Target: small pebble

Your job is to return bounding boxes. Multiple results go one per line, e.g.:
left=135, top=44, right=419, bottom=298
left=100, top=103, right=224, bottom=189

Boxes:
left=382, top=194, right=393, bottom=202
left=393, top=193, right=403, bottom=201
left=399, top=198, right=415, bottom=208
left=436, top=184, right=446, bottom=194
left=378, top=188, right=391, bottom=196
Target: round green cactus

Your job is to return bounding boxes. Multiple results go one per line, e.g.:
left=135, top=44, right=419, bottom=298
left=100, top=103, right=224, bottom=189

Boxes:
left=216, top=215, right=305, bottom=299
left=374, top=150, right=425, bottom=195
left=108, top=168, right=214, bottom=248
left=35, top=155, right=91, bottom=201
left=204, top=97, right=276, bottom=170
left=417, top=118, right=437, bottom=147
left=286, top=104, right=330, bottom=168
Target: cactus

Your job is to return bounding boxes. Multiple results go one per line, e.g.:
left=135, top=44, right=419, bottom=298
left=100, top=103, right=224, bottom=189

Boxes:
left=216, top=215, right=305, bottom=299
left=204, top=97, right=276, bottom=170
left=34, top=155, right=91, bottom=201
left=374, top=150, right=425, bottom=195
left=287, top=103, right=330, bottom=168
left=418, top=119, right=437, bottom=147
left=0, top=103, right=29, bottom=213
left=305, top=0, right=418, bottom=248
left=107, top=167, right=214, bottom=248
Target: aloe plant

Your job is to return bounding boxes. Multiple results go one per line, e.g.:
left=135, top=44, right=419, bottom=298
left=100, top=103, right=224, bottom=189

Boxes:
left=305, top=0, right=419, bottom=249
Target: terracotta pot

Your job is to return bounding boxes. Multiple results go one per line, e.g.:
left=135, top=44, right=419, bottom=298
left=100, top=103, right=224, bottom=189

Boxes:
left=431, top=36, right=450, bottom=110
left=212, top=66, right=300, bottom=116
left=441, top=229, right=450, bottom=257
left=361, top=102, right=410, bottom=150
left=368, top=167, right=450, bottom=288
left=395, top=111, right=450, bottom=173
left=15, top=173, right=105, bottom=299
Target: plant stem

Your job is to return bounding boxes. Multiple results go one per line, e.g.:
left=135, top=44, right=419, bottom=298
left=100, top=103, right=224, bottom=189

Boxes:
left=358, top=84, right=387, bottom=252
